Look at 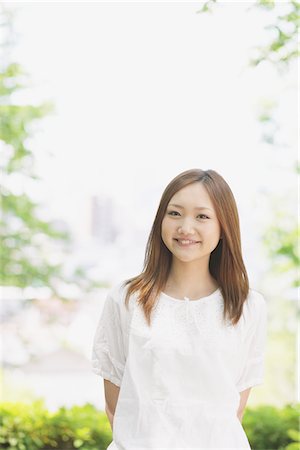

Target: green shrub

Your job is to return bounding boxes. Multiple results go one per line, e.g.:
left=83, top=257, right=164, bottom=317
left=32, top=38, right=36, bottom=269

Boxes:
left=0, top=400, right=112, bottom=450
left=285, top=429, right=300, bottom=450
left=243, top=403, right=300, bottom=450
left=0, top=400, right=299, bottom=449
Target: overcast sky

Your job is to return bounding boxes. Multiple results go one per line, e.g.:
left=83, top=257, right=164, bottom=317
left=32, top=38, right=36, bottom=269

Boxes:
left=3, top=1, right=297, bottom=248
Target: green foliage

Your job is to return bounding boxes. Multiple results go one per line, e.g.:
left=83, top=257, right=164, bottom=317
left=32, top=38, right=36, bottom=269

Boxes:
left=0, top=63, right=54, bottom=178
left=285, top=429, right=300, bottom=450
left=0, top=9, right=70, bottom=294
left=196, top=0, right=217, bottom=14
left=0, top=6, right=103, bottom=295
left=0, top=82, right=72, bottom=292
left=256, top=99, right=280, bottom=145
left=257, top=0, right=275, bottom=9
left=251, top=0, right=300, bottom=68
left=263, top=222, right=300, bottom=288
left=243, top=403, right=300, bottom=450
left=0, top=400, right=112, bottom=450
left=197, top=0, right=299, bottom=69
left=0, top=400, right=299, bottom=450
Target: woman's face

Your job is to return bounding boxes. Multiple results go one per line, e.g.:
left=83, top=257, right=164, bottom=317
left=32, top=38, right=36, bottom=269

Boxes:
left=161, top=182, right=222, bottom=263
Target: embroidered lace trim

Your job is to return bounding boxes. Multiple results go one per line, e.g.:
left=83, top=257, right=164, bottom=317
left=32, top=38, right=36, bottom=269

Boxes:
left=130, top=292, right=234, bottom=345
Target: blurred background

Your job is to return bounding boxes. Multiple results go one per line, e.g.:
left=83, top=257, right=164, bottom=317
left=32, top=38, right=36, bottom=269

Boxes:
left=0, top=0, right=298, bottom=447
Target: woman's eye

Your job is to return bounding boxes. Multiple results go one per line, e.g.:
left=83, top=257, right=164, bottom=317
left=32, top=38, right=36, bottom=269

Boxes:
left=167, top=211, right=209, bottom=219
left=198, top=214, right=209, bottom=219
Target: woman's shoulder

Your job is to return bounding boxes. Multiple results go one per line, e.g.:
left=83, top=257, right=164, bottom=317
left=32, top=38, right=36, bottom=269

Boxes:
left=246, top=288, right=266, bottom=303
left=241, top=288, right=267, bottom=325
left=106, top=279, right=138, bottom=308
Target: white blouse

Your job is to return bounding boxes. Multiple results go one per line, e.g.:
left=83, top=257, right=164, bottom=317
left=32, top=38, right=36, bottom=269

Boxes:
left=91, top=281, right=268, bottom=450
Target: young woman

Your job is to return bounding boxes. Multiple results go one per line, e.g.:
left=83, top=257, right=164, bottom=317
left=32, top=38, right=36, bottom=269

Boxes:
left=92, top=168, right=268, bottom=450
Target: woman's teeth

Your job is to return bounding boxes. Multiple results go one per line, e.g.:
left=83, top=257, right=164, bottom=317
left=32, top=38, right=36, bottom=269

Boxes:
left=176, top=239, right=199, bottom=245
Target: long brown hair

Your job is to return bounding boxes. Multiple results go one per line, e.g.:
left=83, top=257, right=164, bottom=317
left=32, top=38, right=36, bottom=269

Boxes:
left=122, top=168, right=249, bottom=326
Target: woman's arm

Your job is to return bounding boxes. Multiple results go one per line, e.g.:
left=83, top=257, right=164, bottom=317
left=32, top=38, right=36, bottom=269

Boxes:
left=237, top=387, right=251, bottom=422
left=104, top=379, right=120, bottom=431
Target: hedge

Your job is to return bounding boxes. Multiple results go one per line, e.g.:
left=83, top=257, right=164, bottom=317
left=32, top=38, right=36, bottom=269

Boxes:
left=0, top=400, right=299, bottom=449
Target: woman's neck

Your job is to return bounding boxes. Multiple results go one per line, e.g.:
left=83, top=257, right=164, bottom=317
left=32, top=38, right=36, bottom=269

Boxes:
left=164, top=261, right=218, bottom=300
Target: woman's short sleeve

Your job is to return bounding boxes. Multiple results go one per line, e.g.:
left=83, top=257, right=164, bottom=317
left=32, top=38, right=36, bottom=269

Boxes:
left=91, top=286, right=126, bottom=387
left=235, top=291, right=268, bottom=393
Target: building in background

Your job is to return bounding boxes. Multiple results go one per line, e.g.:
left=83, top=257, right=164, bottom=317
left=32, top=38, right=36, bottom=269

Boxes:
left=90, top=195, right=119, bottom=244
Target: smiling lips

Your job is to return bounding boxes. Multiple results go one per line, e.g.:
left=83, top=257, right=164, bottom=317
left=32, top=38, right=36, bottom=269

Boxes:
left=174, top=238, right=201, bottom=246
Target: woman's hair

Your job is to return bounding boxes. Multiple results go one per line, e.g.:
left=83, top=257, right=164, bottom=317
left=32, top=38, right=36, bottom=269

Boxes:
left=122, top=168, right=249, bottom=326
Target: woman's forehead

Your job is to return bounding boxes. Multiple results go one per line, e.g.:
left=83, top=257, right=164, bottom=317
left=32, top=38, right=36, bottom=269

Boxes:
left=169, top=183, right=213, bottom=207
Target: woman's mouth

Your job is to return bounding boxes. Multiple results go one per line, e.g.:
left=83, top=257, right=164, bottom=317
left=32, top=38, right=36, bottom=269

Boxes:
left=174, top=239, right=201, bottom=247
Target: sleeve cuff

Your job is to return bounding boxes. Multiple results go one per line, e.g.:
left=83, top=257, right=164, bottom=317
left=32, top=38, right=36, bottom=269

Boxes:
left=237, top=378, right=264, bottom=393
left=91, top=363, right=122, bottom=387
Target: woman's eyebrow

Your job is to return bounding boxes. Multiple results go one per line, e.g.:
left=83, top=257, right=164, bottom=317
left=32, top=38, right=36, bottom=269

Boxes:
left=168, top=203, right=213, bottom=212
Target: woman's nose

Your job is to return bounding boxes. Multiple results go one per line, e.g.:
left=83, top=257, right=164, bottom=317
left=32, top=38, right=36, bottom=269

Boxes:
left=178, top=221, right=195, bottom=235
